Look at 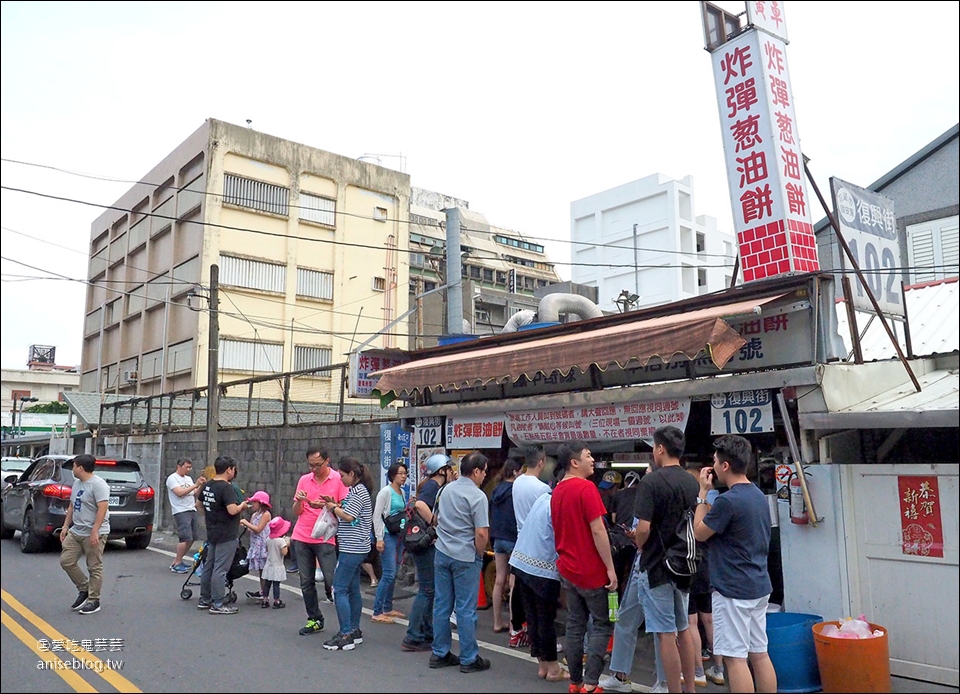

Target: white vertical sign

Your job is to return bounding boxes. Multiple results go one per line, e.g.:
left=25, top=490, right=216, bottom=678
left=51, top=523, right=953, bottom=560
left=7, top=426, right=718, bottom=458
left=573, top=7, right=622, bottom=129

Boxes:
left=747, top=1, right=788, bottom=42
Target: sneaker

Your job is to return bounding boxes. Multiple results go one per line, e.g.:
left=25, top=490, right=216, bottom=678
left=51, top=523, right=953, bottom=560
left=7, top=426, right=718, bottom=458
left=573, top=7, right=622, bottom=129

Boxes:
left=705, top=666, right=725, bottom=686
left=322, top=632, right=355, bottom=651
left=701, top=647, right=712, bottom=662
left=681, top=671, right=708, bottom=687
left=351, top=629, right=363, bottom=645
left=323, top=594, right=334, bottom=604
left=246, top=590, right=263, bottom=599
left=370, top=578, right=379, bottom=587
left=287, top=565, right=299, bottom=573
left=71, top=591, right=89, bottom=611
left=299, top=619, right=324, bottom=635
left=272, top=600, right=286, bottom=609
left=460, top=655, right=491, bottom=673
left=208, top=604, right=238, bottom=614
left=401, top=639, right=432, bottom=652
left=170, top=563, right=190, bottom=574
left=77, top=600, right=100, bottom=615
left=597, top=674, right=632, bottom=693
left=428, top=651, right=460, bottom=668
left=197, top=600, right=212, bottom=610
left=650, top=681, right=669, bottom=694
left=315, top=568, right=323, bottom=582
left=509, top=626, right=530, bottom=648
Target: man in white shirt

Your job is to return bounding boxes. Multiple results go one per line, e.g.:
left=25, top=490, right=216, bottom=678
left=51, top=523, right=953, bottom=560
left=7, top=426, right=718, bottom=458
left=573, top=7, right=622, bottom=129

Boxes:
left=512, top=445, right=550, bottom=531
left=166, top=458, right=205, bottom=573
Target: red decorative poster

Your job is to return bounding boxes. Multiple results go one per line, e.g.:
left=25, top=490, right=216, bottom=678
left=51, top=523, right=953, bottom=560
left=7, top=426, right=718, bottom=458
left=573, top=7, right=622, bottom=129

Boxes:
left=898, top=476, right=944, bottom=558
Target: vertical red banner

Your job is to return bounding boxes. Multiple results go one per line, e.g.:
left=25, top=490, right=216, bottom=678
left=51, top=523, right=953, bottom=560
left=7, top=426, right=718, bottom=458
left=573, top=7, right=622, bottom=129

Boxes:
left=898, top=476, right=944, bottom=558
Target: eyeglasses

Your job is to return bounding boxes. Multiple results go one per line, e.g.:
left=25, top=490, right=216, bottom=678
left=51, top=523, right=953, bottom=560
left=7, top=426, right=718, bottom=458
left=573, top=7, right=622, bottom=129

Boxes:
left=308, top=459, right=327, bottom=469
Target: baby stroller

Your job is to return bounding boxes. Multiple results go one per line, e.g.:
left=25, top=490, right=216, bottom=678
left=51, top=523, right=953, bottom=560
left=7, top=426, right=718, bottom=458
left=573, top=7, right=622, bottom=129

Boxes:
left=179, top=531, right=249, bottom=603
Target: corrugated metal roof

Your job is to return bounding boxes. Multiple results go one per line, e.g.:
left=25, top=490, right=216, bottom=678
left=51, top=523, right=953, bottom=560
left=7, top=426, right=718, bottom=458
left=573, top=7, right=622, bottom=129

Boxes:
left=835, top=278, right=959, bottom=360
left=0, top=412, right=72, bottom=429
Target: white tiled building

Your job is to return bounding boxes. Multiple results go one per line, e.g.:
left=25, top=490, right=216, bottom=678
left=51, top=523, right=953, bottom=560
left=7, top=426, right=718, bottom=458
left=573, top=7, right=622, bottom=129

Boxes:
left=570, top=173, right=738, bottom=312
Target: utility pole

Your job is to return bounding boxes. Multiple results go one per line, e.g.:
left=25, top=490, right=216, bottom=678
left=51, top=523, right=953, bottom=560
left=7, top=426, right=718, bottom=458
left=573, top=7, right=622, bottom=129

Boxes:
left=632, top=223, right=640, bottom=301
left=444, top=207, right=464, bottom=334
left=206, top=264, right=220, bottom=468
left=415, top=276, right=424, bottom=350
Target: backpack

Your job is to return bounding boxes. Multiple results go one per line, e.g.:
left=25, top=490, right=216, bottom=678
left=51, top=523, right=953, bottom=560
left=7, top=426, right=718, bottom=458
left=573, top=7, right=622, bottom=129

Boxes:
left=403, top=485, right=445, bottom=554
left=657, top=476, right=701, bottom=578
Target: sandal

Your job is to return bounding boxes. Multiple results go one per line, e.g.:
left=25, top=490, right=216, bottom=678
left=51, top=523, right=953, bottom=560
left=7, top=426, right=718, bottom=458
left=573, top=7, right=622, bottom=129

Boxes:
left=371, top=613, right=395, bottom=624
left=385, top=610, right=406, bottom=619
left=273, top=600, right=286, bottom=609
left=546, top=671, right=571, bottom=682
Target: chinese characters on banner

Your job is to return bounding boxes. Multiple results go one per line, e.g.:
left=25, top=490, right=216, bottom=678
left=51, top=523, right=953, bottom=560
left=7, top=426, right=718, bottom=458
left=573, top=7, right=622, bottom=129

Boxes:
left=711, top=23, right=818, bottom=283
left=897, top=476, right=944, bottom=558
left=505, top=398, right=691, bottom=445
left=349, top=350, right=409, bottom=398
left=746, top=1, right=788, bottom=42
left=446, top=415, right=505, bottom=448
left=830, top=177, right=904, bottom=316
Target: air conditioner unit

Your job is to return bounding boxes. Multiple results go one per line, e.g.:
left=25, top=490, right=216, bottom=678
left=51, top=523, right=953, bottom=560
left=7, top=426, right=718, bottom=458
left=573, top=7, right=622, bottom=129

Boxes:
left=122, top=370, right=139, bottom=383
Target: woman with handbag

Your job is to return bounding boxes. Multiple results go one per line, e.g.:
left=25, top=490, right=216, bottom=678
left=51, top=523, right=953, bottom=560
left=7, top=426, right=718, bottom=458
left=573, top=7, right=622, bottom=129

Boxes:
left=322, top=457, right=374, bottom=651
left=371, top=462, right=409, bottom=623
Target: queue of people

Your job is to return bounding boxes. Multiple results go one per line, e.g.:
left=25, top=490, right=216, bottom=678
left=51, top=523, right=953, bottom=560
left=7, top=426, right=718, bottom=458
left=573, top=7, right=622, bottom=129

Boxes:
left=134, top=428, right=777, bottom=691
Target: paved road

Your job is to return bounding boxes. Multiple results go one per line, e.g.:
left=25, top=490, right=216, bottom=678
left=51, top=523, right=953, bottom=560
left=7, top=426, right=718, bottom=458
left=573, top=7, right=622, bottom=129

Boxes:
left=0, top=531, right=672, bottom=693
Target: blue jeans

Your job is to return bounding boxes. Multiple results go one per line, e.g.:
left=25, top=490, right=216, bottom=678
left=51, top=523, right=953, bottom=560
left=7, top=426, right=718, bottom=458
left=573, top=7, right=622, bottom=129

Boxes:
left=199, top=539, right=238, bottom=608
left=561, top=577, right=614, bottom=687
left=373, top=532, right=402, bottom=615
left=332, top=551, right=364, bottom=635
left=405, top=545, right=435, bottom=644
left=432, top=549, right=482, bottom=665
left=610, top=561, right=666, bottom=682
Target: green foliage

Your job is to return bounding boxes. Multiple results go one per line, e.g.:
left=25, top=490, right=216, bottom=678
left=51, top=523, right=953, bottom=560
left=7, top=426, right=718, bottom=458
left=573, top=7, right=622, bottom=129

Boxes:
left=26, top=401, right=69, bottom=414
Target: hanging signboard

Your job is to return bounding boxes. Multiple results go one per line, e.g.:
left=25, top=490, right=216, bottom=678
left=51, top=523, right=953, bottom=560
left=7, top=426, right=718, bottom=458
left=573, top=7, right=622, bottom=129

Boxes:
left=349, top=349, right=410, bottom=398
left=505, top=398, right=691, bottom=445
left=898, top=476, right=944, bottom=558
left=710, top=389, right=775, bottom=435
left=746, top=0, right=788, bottom=42
left=446, top=415, right=505, bottom=448
left=830, top=177, right=904, bottom=317
left=414, top=416, right=445, bottom=449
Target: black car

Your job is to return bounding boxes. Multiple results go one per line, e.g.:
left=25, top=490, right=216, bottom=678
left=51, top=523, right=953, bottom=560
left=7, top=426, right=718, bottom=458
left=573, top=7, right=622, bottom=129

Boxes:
left=0, top=455, right=155, bottom=552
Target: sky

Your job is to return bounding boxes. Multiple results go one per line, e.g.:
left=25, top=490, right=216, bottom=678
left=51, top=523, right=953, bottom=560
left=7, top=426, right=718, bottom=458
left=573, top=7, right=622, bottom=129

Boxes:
left=1, top=1, right=957, bottom=370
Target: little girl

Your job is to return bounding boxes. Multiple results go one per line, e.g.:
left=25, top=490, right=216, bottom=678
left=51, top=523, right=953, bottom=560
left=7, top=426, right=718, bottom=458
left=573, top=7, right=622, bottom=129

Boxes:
left=263, top=516, right=291, bottom=608
left=240, top=491, right=272, bottom=605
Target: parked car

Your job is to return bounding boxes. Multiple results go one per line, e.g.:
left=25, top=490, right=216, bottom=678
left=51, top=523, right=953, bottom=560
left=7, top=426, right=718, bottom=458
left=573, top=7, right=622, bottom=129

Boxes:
left=0, top=455, right=155, bottom=552
left=1, top=456, right=33, bottom=488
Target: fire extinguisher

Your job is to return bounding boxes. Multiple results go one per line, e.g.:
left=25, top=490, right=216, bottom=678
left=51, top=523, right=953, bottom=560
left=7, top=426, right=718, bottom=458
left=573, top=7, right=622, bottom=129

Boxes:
left=789, top=473, right=808, bottom=525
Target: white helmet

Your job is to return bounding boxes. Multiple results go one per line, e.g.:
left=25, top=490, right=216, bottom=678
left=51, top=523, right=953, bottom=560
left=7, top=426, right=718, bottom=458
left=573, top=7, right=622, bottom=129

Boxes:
left=424, top=453, right=452, bottom=475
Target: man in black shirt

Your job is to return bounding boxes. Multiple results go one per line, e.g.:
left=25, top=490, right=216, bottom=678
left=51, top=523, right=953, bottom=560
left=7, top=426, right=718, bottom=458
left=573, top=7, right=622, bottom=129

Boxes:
left=199, top=455, right=248, bottom=614
left=634, top=427, right=699, bottom=693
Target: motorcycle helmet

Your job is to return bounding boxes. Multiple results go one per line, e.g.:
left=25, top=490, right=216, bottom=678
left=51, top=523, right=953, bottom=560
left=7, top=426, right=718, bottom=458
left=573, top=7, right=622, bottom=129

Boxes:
left=424, top=453, right=452, bottom=475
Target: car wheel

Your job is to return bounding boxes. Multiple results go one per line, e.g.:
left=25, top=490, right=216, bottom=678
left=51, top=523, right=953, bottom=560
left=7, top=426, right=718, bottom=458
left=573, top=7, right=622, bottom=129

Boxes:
left=20, top=508, right=45, bottom=553
left=124, top=532, right=152, bottom=550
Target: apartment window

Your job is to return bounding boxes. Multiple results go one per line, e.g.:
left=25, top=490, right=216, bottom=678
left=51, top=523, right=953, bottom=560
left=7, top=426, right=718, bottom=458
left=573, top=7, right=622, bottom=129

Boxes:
left=424, top=281, right=437, bottom=291
left=11, top=389, right=31, bottom=401
left=475, top=308, right=490, bottom=323
left=524, top=276, right=534, bottom=290
left=469, top=266, right=481, bottom=279
left=295, top=345, right=332, bottom=378
left=220, top=255, right=285, bottom=293
left=374, top=206, right=388, bottom=221
left=496, top=271, right=507, bottom=285
left=372, top=276, right=386, bottom=292
left=297, top=268, right=334, bottom=301
left=698, top=268, right=708, bottom=295
left=410, top=252, right=425, bottom=268
left=223, top=173, right=289, bottom=216
left=907, top=216, right=959, bottom=284
left=127, top=285, right=145, bottom=315
left=219, top=339, right=283, bottom=373
left=482, top=268, right=494, bottom=282
left=300, top=193, right=336, bottom=226
left=696, top=232, right=706, bottom=254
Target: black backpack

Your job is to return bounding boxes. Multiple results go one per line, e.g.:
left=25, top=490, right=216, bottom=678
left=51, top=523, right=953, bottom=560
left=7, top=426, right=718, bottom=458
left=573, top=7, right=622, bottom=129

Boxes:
left=403, top=485, right=444, bottom=555
left=658, top=477, right=701, bottom=578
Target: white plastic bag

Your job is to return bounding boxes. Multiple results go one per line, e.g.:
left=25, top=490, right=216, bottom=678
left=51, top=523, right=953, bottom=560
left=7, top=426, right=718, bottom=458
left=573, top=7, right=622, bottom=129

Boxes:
left=311, top=507, right=338, bottom=541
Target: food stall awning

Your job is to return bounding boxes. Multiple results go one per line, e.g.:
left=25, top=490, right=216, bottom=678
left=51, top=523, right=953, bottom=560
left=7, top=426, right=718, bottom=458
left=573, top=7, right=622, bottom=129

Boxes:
left=373, top=296, right=786, bottom=397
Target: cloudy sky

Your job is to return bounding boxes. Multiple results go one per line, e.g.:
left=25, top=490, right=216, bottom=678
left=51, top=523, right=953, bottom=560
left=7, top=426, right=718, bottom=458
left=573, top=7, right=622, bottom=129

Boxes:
left=1, top=1, right=957, bottom=369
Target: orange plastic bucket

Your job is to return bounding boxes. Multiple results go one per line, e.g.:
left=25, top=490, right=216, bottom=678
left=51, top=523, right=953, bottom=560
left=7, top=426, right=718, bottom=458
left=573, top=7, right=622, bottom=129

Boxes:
left=812, top=621, right=891, bottom=693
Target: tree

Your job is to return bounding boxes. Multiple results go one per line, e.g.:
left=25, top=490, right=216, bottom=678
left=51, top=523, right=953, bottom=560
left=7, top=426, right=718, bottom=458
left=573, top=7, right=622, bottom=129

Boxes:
left=26, top=401, right=69, bottom=414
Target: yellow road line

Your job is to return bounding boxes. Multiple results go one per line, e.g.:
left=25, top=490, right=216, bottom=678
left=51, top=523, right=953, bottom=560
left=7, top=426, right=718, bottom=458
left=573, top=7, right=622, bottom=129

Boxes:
left=1, top=609, right=97, bottom=693
left=1, top=589, right=141, bottom=693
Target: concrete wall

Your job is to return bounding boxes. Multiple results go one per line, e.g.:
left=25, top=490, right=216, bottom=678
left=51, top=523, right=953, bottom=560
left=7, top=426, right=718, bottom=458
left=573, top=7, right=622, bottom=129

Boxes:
left=99, top=421, right=386, bottom=538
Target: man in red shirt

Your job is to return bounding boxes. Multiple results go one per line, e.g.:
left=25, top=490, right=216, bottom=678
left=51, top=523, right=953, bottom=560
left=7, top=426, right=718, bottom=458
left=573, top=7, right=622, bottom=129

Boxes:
left=551, top=443, right=617, bottom=694
left=290, top=446, right=347, bottom=636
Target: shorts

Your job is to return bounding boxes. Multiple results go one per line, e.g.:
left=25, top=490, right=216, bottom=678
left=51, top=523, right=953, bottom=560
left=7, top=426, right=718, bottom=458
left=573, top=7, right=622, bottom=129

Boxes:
left=688, top=591, right=713, bottom=615
left=173, top=510, right=199, bottom=543
left=493, top=538, right=516, bottom=555
left=712, top=592, right=770, bottom=658
left=638, top=570, right=689, bottom=634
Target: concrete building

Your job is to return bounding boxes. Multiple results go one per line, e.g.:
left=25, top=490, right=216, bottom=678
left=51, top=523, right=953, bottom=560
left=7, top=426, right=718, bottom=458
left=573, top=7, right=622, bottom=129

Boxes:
left=80, top=119, right=411, bottom=401
left=407, top=188, right=563, bottom=347
left=570, top=173, right=738, bottom=312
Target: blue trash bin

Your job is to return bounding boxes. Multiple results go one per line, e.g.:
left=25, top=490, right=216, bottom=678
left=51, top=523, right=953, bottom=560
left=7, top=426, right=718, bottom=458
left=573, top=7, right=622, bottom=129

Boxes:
left=766, top=612, right=823, bottom=692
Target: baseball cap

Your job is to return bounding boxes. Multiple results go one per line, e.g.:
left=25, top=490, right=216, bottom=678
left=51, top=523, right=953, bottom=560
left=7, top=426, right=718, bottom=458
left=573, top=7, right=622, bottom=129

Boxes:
left=599, top=470, right=622, bottom=489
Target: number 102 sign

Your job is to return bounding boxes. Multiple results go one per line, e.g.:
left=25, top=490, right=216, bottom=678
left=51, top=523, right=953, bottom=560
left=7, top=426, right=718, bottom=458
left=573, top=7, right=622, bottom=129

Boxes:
left=710, top=390, right=774, bottom=436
